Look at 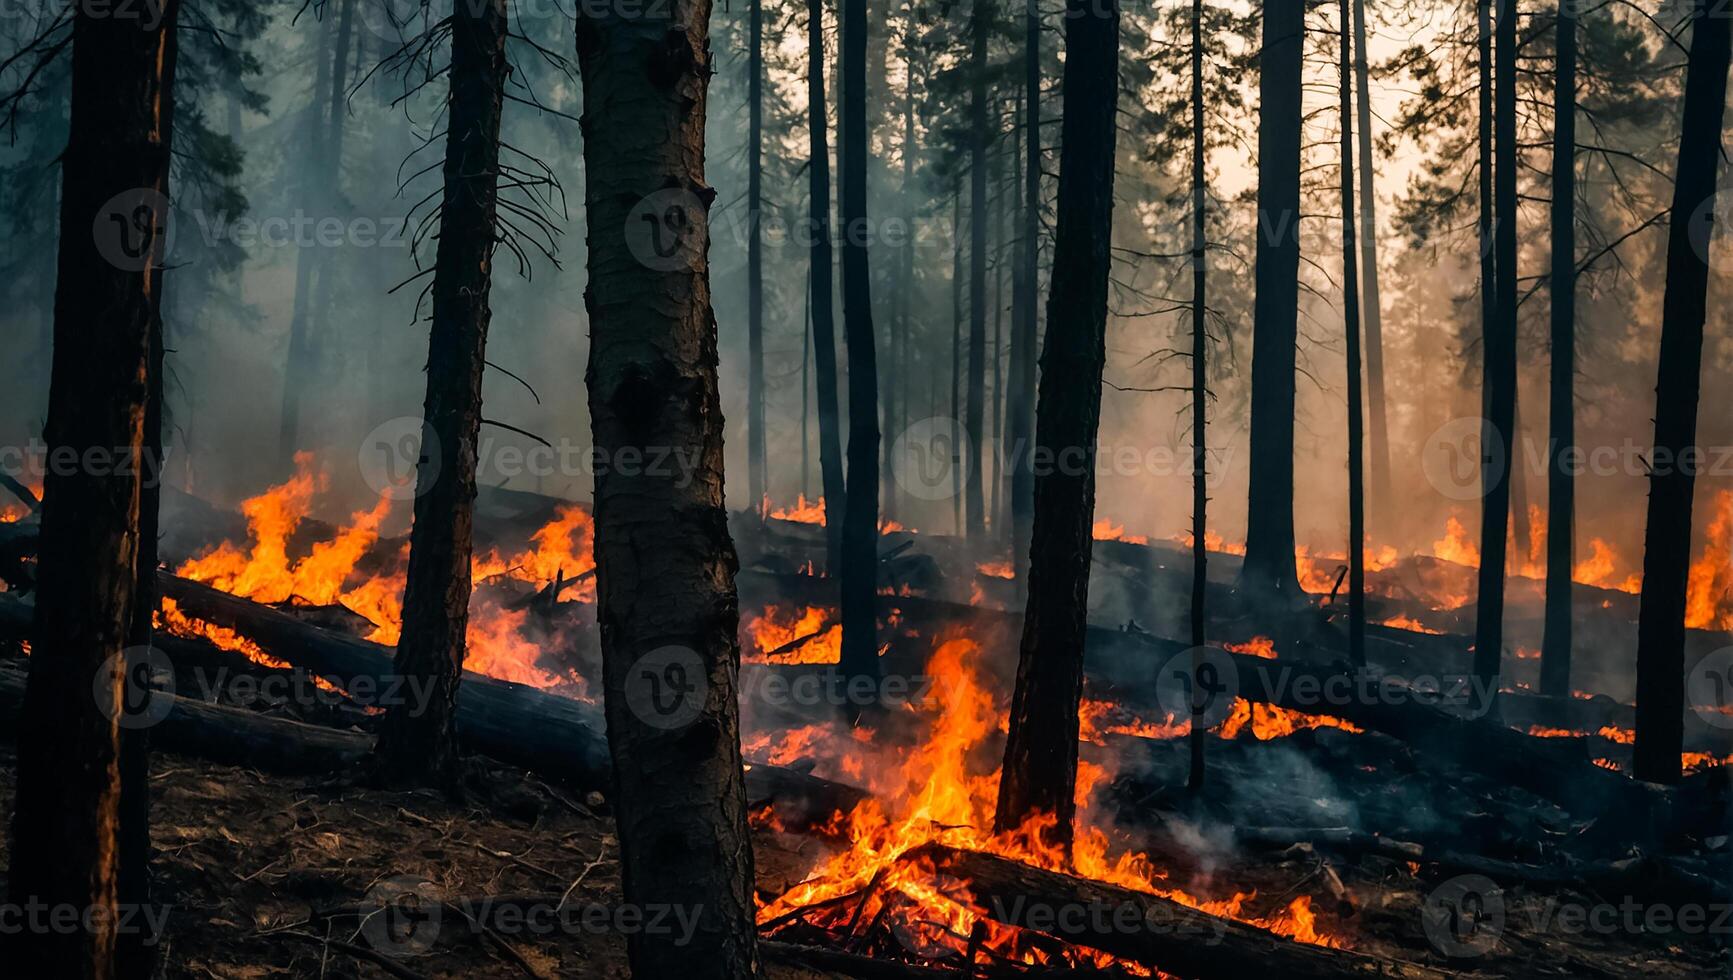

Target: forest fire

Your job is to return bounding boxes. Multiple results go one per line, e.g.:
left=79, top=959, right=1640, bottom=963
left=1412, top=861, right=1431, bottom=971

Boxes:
left=754, top=635, right=1339, bottom=972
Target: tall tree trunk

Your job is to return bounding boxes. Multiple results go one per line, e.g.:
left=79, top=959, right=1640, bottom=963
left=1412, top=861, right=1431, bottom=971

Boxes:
left=901, top=17, right=918, bottom=462
left=807, top=0, right=846, bottom=568
left=1350, top=0, right=1389, bottom=520
left=1008, top=0, right=1040, bottom=579
left=965, top=0, right=989, bottom=540
left=838, top=0, right=882, bottom=696
left=1540, top=0, right=1576, bottom=698
left=1633, top=0, right=1729, bottom=785
left=748, top=0, right=767, bottom=514
left=1186, top=0, right=1208, bottom=792
left=119, top=15, right=181, bottom=978
left=278, top=12, right=335, bottom=462
left=1472, top=0, right=1519, bottom=715
left=994, top=0, right=1119, bottom=848
left=1337, top=0, right=1366, bottom=670
left=576, top=3, right=763, bottom=971
left=7, top=4, right=176, bottom=976
left=953, top=180, right=965, bottom=534
left=991, top=137, right=1007, bottom=534
left=1240, top=0, right=1305, bottom=601
left=372, top=0, right=508, bottom=785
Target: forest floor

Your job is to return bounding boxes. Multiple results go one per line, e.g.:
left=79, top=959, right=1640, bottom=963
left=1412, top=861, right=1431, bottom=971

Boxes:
left=0, top=745, right=839, bottom=980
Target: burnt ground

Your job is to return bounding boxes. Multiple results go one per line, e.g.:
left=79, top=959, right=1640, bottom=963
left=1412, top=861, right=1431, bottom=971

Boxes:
left=0, top=737, right=1723, bottom=979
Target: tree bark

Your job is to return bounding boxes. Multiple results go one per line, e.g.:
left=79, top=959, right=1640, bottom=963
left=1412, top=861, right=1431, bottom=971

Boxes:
left=1008, top=0, right=1040, bottom=580
left=1472, top=0, right=1519, bottom=715
left=1634, top=0, right=1729, bottom=785
left=1186, top=0, right=1208, bottom=791
left=372, top=0, right=508, bottom=785
left=1351, top=0, right=1389, bottom=520
left=6, top=4, right=176, bottom=976
left=748, top=0, right=767, bottom=514
left=837, top=0, right=882, bottom=698
left=952, top=181, right=964, bottom=534
left=576, top=1, right=763, bottom=972
left=1540, top=0, right=1576, bottom=698
left=1338, top=0, right=1366, bottom=670
left=1240, top=0, right=1305, bottom=601
left=994, top=0, right=1119, bottom=847
left=807, top=0, right=846, bottom=568
left=965, top=0, right=989, bottom=540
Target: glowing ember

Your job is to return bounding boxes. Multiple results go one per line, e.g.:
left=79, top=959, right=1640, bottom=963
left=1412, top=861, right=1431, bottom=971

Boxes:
left=1078, top=699, right=1188, bottom=743
left=976, top=561, right=1014, bottom=580
left=1224, top=636, right=1277, bottom=659
left=1216, top=699, right=1364, bottom=740
left=742, top=603, right=842, bottom=664
left=1092, top=519, right=1148, bottom=545
left=1380, top=614, right=1441, bottom=634
left=769, top=494, right=826, bottom=525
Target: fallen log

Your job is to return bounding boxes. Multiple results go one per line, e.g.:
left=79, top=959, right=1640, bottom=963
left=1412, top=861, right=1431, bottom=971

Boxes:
left=902, top=844, right=1454, bottom=980
left=0, top=666, right=369, bottom=773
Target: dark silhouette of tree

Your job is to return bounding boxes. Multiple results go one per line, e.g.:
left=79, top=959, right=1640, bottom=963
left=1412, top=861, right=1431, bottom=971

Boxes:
left=1007, top=0, right=1041, bottom=579
left=1350, top=0, right=1390, bottom=520
left=1540, top=0, right=1576, bottom=698
left=1634, top=0, right=1729, bottom=785
left=1186, top=0, right=1209, bottom=791
left=1240, top=0, right=1304, bottom=602
left=837, top=0, right=882, bottom=700
left=748, top=0, right=767, bottom=514
left=1471, top=0, right=1519, bottom=713
left=7, top=3, right=177, bottom=976
left=1337, top=0, right=1367, bottom=669
left=965, top=0, right=990, bottom=540
left=373, top=0, right=510, bottom=786
left=807, top=0, right=846, bottom=567
left=995, top=0, right=1119, bottom=849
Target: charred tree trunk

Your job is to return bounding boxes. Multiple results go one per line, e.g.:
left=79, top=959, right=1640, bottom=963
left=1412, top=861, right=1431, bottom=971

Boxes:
left=952, top=181, right=965, bottom=534
left=1338, top=0, right=1366, bottom=669
left=1240, top=0, right=1305, bottom=602
left=991, top=138, right=1007, bottom=534
left=1008, top=0, right=1040, bottom=580
left=838, top=0, right=882, bottom=699
left=1634, top=0, right=1729, bottom=785
left=6, top=5, right=176, bottom=976
left=576, top=1, right=763, bottom=974
left=965, top=0, right=989, bottom=540
left=748, top=0, right=767, bottom=514
left=1186, top=0, right=1208, bottom=791
left=1472, top=0, right=1519, bottom=714
left=1351, top=0, right=1389, bottom=520
left=372, top=0, right=508, bottom=786
left=995, top=0, right=1119, bottom=847
left=118, top=14, right=181, bottom=979
left=1540, top=0, right=1576, bottom=698
left=807, top=0, right=846, bottom=568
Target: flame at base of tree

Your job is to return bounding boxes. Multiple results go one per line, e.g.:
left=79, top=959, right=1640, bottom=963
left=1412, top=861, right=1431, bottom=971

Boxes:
left=753, top=634, right=1339, bottom=975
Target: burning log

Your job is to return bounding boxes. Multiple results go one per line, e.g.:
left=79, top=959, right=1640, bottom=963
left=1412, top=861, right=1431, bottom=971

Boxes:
left=904, top=844, right=1454, bottom=980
